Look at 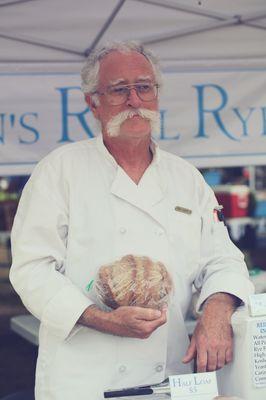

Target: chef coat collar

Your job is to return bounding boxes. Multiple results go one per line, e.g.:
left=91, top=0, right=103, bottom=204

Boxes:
left=96, top=133, right=117, bottom=168
left=95, top=133, right=161, bottom=168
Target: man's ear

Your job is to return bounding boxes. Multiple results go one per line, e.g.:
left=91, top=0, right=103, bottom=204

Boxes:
left=85, top=94, right=99, bottom=118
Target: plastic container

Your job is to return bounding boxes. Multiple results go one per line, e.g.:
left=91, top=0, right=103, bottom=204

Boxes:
left=217, top=307, right=266, bottom=400
left=214, top=185, right=250, bottom=218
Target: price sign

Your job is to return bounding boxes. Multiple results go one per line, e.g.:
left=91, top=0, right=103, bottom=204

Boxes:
left=169, top=372, right=218, bottom=400
left=252, top=318, right=266, bottom=388
left=249, top=294, right=266, bottom=317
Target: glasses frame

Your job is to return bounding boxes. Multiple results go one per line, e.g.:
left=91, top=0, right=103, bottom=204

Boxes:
left=92, top=82, right=159, bottom=106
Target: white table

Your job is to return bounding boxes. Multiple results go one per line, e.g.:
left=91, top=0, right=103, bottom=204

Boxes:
left=10, top=314, right=40, bottom=346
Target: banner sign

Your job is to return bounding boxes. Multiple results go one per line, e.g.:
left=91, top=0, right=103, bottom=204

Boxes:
left=0, top=67, right=266, bottom=175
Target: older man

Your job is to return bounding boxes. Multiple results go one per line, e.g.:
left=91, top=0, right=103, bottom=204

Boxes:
left=10, top=42, right=253, bottom=400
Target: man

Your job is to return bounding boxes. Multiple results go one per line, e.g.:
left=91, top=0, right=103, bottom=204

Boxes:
left=10, top=42, right=253, bottom=400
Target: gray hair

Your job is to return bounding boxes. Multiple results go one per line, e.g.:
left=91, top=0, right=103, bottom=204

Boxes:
left=81, top=41, right=162, bottom=100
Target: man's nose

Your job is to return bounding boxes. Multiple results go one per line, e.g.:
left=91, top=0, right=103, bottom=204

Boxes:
left=126, top=87, right=142, bottom=108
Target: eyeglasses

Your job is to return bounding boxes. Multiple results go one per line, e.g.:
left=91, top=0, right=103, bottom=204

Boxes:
left=93, top=82, right=159, bottom=106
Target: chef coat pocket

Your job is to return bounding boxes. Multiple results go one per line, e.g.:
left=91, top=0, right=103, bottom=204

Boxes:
left=110, top=324, right=168, bottom=389
left=48, top=327, right=119, bottom=390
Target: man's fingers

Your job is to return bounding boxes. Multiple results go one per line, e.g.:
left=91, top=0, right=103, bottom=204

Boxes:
left=225, top=346, right=233, bottom=364
left=196, top=347, right=208, bottom=372
left=198, top=346, right=231, bottom=372
left=145, top=309, right=167, bottom=329
left=109, top=306, right=166, bottom=338
left=133, top=309, right=167, bottom=339
left=217, top=349, right=226, bottom=370
left=133, top=307, right=162, bottom=321
left=145, top=320, right=165, bottom=335
left=206, top=349, right=218, bottom=372
left=182, top=337, right=196, bottom=363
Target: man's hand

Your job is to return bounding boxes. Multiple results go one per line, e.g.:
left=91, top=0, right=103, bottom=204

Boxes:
left=182, top=293, right=240, bottom=372
left=78, top=305, right=167, bottom=339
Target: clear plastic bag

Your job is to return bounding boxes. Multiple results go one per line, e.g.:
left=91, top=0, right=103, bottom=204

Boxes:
left=94, top=255, right=173, bottom=310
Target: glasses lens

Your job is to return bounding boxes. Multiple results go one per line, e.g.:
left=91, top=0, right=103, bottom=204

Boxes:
left=106, top=85, right=129, bottom=105
left=136, top=83, right=157, bottom=102
left=105, top=83, right=158, bottom=105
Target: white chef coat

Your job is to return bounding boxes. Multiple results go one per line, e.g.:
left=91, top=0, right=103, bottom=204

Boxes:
left=10, top=134, right=254, bottom=400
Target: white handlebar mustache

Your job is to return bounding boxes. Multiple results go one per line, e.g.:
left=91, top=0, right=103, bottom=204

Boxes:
left=107, top=109, right=160, bottom=137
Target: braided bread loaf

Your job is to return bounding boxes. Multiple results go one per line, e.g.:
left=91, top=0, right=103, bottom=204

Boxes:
left=95, top=255, right=173, bottom=309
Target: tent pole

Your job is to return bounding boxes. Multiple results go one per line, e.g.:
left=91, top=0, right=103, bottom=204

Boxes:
left=84, top=0, right=127, bottom=57
left=140, top=17, right=240, bottom=45
left=138, top=10, right=266, bottom=45
left=0, top=0, right=35, bottom=8
left=246, top=22, right=266, bottom=31
left=134, top=0, right=266, bottom=33
left=0, top=31, right=84, bottom=56
left=133, top=0, right=228, bottom=20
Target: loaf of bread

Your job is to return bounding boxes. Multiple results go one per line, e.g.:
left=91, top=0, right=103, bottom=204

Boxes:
left=95, top=255, right=173, bottom=309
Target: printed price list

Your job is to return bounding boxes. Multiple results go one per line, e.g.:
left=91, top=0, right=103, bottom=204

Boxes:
left=252, top=319, right=266, bottom=388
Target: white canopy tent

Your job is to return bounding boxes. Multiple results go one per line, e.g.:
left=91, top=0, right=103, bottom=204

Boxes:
left=1, top=0, right=266, bottom=64
left=0, top=0, right=266, bottom=174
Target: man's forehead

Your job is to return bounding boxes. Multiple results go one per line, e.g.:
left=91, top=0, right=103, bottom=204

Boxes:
left=98, top=50, right=155, bottom=85
left=109, top=76, right=153, bottom=86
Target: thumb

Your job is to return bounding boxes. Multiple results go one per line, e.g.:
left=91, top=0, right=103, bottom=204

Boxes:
left=182, top=336, right=196, bottom=363
left=134, top=307, right=162, bottom=321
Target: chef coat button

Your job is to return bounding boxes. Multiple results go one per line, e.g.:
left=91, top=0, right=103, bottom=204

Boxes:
left=118, top=365, right=127, bottom=373
left=155, top=363, right=164, bottom=373
left=119, top=227, right=127, bottom=234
